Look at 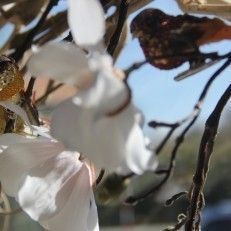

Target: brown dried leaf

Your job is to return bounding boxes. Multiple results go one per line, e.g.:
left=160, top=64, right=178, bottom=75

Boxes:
left=131, top=8, right=231, bottom=70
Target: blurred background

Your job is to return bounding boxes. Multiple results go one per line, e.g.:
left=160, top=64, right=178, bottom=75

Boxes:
left=0, top=0, right=230, bottom=230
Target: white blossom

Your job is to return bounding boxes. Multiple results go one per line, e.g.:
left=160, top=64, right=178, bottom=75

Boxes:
left=0, top=129, right=99, bottom=231
left=27, top=0, right=157, bottom=174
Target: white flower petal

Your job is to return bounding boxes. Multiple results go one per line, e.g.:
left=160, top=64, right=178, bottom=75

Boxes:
left=40, top=165, right=98, bottom=231
left=31, top=125, right=52, bottom=139
left=17, top=151, right=82, bottom=221
left=125, top=124, right=158, bottom=175
left=87, top=190, right=99, bottom=231
left=27, top=42, right=90, bottom=85
left=0, top=134, right=64, bottom=196
left=73, top=64, right=128, bottom=117
left=51, top=101, right=136, bottom=170
left=68, top=0, right=105, bottom=47
left=0, top=101, right=31, bottom=127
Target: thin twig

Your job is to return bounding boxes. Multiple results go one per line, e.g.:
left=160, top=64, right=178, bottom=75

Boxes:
left=25, top=77, right=36, bottom=98
left=124, top=60, right=147, bottom=79
left=149, top=121, right=180, bottom=128
left=35, top=83, right=63, bottom=106
left=96, top=169, right=105, bottom=186
left=125, top=57, right=231, bottom=204
left=155, top=126, right=177, bottom=155
left=36, top=79, right=54, bottom=105
left=21, top=76, right=40, bottom=125
left=107, top=0, right=129, bottom=56
left=153, top=54, right=231, bottom=155
left=165, top=191, right=188, bottom=207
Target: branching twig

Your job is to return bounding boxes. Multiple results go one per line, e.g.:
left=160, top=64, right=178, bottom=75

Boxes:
left=153, top=55, right=231, bottom=155
left=12, top=0, right=59, bottom=62
left=125, top=57, right=231, bottom=204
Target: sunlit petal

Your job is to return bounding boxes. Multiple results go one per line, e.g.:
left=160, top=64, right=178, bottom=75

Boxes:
left=40, top=165, right=98, bottom=231
left=87, top=190, right=99, bottom=231
left=68, top=0, right=105, bottom=47
left=17, top=151, right=82, bottom=221
left=125, top=124, right=158, bottom=175
left=27, top=42, right=90, bottom=85
left=31, top=125, right=52, bottom=139
left=73, top=60, right=128, bottom=117
left=51, top=101, right=136, bottom=170
left=0, top=134, right=64, bottom=196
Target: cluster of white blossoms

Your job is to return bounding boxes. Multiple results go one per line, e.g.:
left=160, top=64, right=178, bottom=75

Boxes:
left=0, top=0, right=158, bottom=230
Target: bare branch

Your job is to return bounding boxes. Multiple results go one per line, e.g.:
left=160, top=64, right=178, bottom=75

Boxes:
left=12, top=0, right=59, bottom=62
left=125, top=56, right=231, bottom=204
left=185, top=83, right=231, bottom=230
left=107, top=0, right=129, bottom=57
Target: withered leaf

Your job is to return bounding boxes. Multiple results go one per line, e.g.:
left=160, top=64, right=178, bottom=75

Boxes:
left=131, top=8, right=231, bottom=70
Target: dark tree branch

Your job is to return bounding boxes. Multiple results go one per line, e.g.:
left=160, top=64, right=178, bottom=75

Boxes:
left=165, top=191, right=188, bottom=207
left=185, top=83, right=231, bottom=231
left=12, top=0, right=59, bottom=62
left=96, top=169, right=106, bottom=186
left=124, top=60, right=147, bottom=78
left=149, top=121, right=180, bottom=128
left=155, top=128, right=176, bottom=155
left=25, top=77, right=36, bottom=98
left=21, top=76, right=40, bottom=125
left=107, top=0, right=129, bottom=56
